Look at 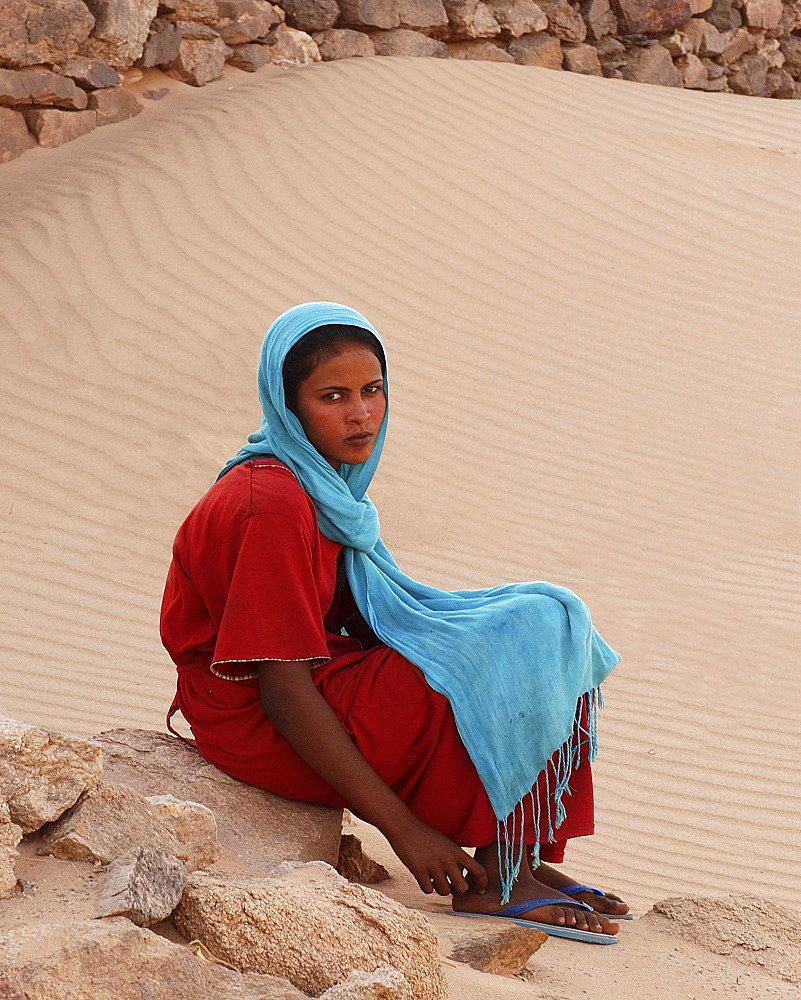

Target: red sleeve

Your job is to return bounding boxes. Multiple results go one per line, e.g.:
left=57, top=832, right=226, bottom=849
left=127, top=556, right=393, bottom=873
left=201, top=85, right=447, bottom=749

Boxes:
left=209, top=511, right=331, bottom=680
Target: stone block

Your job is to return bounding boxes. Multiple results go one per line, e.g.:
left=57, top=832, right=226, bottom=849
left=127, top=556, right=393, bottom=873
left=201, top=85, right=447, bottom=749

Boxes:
left=741, top=0, right=782, bottom=30
left=228, top=41, right=273, bottom=68
left=169, top=0, right=219, bottom=21
left=336, top=833, right=390, bottom=883
left=700, top=54, right=725, bottom=76
left=683, top=17, right=724, bottom=55
left=435, top=912, right=547, bottom=975
left=675, top=50, right=707, bottom=85
left=621, top=42, right=681, bottom=85
left=0, top=716, right=102, bottom=833
left=580, top=0, right=617, bottom=39
left=487, top=0, right=548, bottom=36
left=468, top=1, right=504, bottom=35
left=719, top=26, right=756, bottom=65
left=439, top=0, right=487, bottom=36
left=139, top=16, right=182, bottom=65
left=337, top=0, right=402, bottom=29
left=0, top=805, right=23, bottom=896
left=702, top=0, right=740, bottom=32
left=447, top=39, right=515, bottom=58
left=87, top=84, right=143, bottom=123
left=727, top=50, right=769, bottom=94
left=97, top=730, right=343, bottom=874
left=0, top=71, right=31, bottom=107
left=95, top=846, right=187, bottom=925
left=266, top=23, right=320, bottom=63
left=23, top=107, right=97, bottom=146
left=0, top=0, right=96, bottom=68
left=610, top=0, right=692, bottom=36
left=166, top=34, right=231, bottom=83
left=18, top=69, right=89, bottom=108
left=766, top=66, right=795, bottom=97
left=216, top=5, right=282, bottom=44
left=278, top=0, right=340, bottom=31
left=372, top=28, right=449, bottom=55
left=314, top=28, right=375, bottom=58
left=780, top=36, right=801, bottom=78
left=562, top=40, right=602, bottom=72
left=80, top=0, right=159, bottom=67
left=146, top=793, right=220, bottom=868
left=508, top=30, right=563, bottom=66
left=397, top=0, right=450, bottom=30
left=54, top=56, right=122, bottom=87
left=537, top=0, right=587, bottom=40
left=174, top=862, right=447, bottom=1000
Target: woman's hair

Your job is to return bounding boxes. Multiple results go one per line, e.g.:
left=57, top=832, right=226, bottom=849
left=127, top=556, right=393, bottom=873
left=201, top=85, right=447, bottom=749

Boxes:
left=282, top=324, right=385, bottom=414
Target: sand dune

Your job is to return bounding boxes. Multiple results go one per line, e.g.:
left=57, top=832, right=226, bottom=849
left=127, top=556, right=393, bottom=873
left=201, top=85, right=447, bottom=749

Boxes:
left=1, top=54, right=799, bottom=962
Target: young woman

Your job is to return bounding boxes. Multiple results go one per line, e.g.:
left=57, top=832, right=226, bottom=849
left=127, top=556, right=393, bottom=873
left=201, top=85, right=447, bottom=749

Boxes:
left=161, top=302, right=626, bottom=944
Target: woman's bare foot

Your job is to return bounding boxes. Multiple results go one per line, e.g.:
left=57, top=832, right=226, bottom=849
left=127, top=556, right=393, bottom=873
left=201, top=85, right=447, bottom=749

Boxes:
left=530, top=861, right=630, bottom=918
left=451, top=845, right=619, bottom=936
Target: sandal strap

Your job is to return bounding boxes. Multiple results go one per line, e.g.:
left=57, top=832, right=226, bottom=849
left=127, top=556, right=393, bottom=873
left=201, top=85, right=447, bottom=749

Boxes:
left=493, top=897, right=593, bottom=919
left=561, top=884, right=605, bottom=898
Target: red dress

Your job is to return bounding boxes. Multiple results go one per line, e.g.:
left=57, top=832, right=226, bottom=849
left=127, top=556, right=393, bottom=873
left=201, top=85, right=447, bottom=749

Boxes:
left=161, top=459, right=594, bottom=857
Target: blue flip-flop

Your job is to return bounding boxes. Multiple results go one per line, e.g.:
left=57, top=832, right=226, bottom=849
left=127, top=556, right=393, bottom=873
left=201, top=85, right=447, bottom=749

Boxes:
left=455, top=897, right=618, bottom=945
left=561, top=884, right=634, bottom=919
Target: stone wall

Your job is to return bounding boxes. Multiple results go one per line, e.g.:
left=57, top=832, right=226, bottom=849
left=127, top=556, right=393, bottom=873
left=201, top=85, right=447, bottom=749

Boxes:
left=2, top=0, right=801, bottom=164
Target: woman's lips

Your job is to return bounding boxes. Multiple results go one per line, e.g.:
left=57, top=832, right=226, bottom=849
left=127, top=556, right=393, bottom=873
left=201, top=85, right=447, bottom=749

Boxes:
left=345, top=432, right=372, bottom=444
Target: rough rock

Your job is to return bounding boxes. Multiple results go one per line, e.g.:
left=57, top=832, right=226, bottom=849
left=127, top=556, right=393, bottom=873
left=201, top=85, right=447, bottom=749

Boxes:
left=537, top=0, right=587, bottom=40
left=279, top=0, right=340, bottom=31
left=337, top=833, right=390, bottom=883
left=139, top=17, right=182, bottom=65
left=146, top=792, right=220, bottom=868
left=610, top=0, right=692, bottom=36
left=397, top=0, right=450, bottom=30
left=508, top=29, right=563, bottom=65
left=683, top=16, right=724, bottom=55
left=719, top=25, right=757, bottom=64
left=438, top=0, right=501, bottom=37
left=174, top=862, right=448, bottom=1000
left=649, top=895, right=801, bottom=984
left=727, top=50, right=769, bottom=94
left=433, top=912, right=547, bottom=975
left=675, top=50, right=707, bottom=85
left=593, top=32, right=626, bottom=70
left=23, top=107, right=97, bottom=146
left=580, top=0, right=617, bottom=39
left=621, top=40, right=681, bottom=84
left=0, top=0, right=96, bottom=68
left=0, top=71, right=29, bottom=107
left=372, top=28, right=449, bottom=55
left=660, top=27, right=690, bottom=55
left=16, top=69, right=89, bottom=108
left=447, top=39, right=515, bottom=57
left=216, top=2, right=283, bottom=44
left=780, top=35, right=801, bottom=78
left=702, top=0, right=741, bottom=32
left=265, top=23, right=320, bottom=63
left=168, top=0, right=219, bottom=22
left=79, top=0, right=160, bottom=67
left=314, top=27, right=375, bottom=58
left=320, top=968, right=411, bottom=1000
left=94, top=846, right=187, bottom=925
left=487, top=0, right=548, bottom=36
left=166, top=34, right=231, bottom=83
left=337, top=0, right=402, bottom=29
left=741, top=0, right=782, bottom=30
left=562, top=40, right=603, bottom=71
left=766, top=66, right=795, bottom=97
left=0, top=805, right=23, bottom=896
left=688, top=0, right=712, bottom=11
left=143, top=85, right=169, bottom=97
left=0, top=918, right=309, bottom=1000
left=86, top=83, right=143, bottom=121
left=778, top=0, right=801, bottom=33
left=54, top=56, right=122, bottom=87
left=229, top=41, right=273, bottom=67
left=0, top=716, right=102, bottom=834
left=96, top=729, right=343, bottom=874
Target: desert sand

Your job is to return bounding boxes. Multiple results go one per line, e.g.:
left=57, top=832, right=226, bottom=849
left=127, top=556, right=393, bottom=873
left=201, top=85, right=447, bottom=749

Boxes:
left=1, top=56, right=799, bottom=997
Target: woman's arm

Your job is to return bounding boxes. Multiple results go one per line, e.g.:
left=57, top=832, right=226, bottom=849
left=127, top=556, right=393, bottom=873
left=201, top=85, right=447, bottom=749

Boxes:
left=258, top=660, right=487, bottom=897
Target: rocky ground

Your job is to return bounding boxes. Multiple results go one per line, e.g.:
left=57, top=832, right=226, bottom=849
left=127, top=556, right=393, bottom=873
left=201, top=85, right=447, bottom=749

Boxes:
left=2, top=0, right=801, bottom=164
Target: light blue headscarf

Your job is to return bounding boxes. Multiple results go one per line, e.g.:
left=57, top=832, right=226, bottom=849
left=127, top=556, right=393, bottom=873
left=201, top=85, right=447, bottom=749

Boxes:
left=221, top=302, right=620, bottom=899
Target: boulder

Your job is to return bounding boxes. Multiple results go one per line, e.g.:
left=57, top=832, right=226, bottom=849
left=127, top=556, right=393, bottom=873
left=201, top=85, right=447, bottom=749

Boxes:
left=0, top=0, right=96, bottom=68
left=95, top=846, right=187, bottom=925
left=336, top=833, right=390, bottom=883
left=79, top=0, right=159, bottom=67
left=438, top=0, right=503, bottom=38
left=719, top=26, right=756, bottom=65
left=727, top=50, right=769, bottom=95
left=54, top=56, right=122, bottom=87
left=168, top=0, right=219, bottom=22
left=674, top=50, right=707, bottom=85
left=146, top=793, right=220, bottom=867
left=508, top=30, right=563, bottom=66
left=778, top=0, right=801, bottom=33
left=610, top=0, right=692, bottom=36
left=741, top=0, right=782, bottom=30
left=702, top=0, right=741, bottom=32
left=447, top=39, right=515, bottom=58
left=486, top=0, right=548, bottom=36
left=649, top=895, right=801, bottom=985
left=87, top=84, right=144, bottom=123
left=562, top=40, right=602, bottom=71
left=580, top=0, right=617, bottom=39
left=371, top=28, right=449, bottom=56
left=265, top=22, right=320, bottom=62
left=216, top=2, right=283, bottom=43
left=279, top=0, right=340, bottom=31
left=431, top=911, right=547, bottom=975
left=139, top=17, right=182, bottom=65
left=314, top=28, right=375, bottom=58
left=0, top=716, right=102, bottom=834
left=536, top=0, right=587, bottom=40
left=621, top=41, right=682, bottom=84
left=780, top=36, right=801, bottom=78
left=683, top=17, right=724, bottom=56
left=0, top=804, right=23, bottom=896
left=0, top=918, right=309, bottom=1000
left=23, top=107, right=97, bottom=146
left=229, top=41, right=273, bottom=68
left=766, top=66, right=795, bottom=97
left=96, top=729, right=343, bottom=874
left=396, top=0, right=450, bottom=30
left=593, top=32, right=626, bottom=71
left=166, top=34, right=230, bottom=83
left=336, top=0, right=402, bottom=29
left=174, top=862, right=448, bottom=1000
left=16, top=69, right=89, bottom=108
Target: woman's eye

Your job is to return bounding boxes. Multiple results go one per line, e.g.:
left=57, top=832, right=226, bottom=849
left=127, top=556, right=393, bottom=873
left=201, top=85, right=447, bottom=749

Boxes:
left=322, top=392, right=341, bottom=402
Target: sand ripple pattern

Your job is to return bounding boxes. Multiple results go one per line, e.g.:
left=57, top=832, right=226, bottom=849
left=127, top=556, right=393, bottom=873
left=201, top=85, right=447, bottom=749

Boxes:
left=1, top=61, right=799, bottom=909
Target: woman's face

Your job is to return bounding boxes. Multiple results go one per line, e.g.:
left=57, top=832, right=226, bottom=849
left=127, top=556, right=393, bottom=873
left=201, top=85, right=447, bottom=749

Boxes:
left=294, top=345, right=386, bottom=469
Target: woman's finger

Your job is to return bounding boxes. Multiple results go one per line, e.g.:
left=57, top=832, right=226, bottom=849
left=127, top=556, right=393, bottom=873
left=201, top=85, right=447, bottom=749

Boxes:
left=462, top=852, right=488, bottom=893
left=413, top=868, right=435, bottom=894
left=446, top=863, right=469, bottom=895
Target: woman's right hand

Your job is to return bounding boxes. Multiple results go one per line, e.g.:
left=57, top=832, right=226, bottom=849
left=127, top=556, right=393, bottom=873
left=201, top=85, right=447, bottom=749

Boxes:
left=387, top=818, right=488, bottom=897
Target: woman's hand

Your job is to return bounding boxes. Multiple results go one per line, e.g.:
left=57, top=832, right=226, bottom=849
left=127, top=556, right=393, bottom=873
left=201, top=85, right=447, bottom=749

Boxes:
left=386, top=817, right=488, bottom=896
